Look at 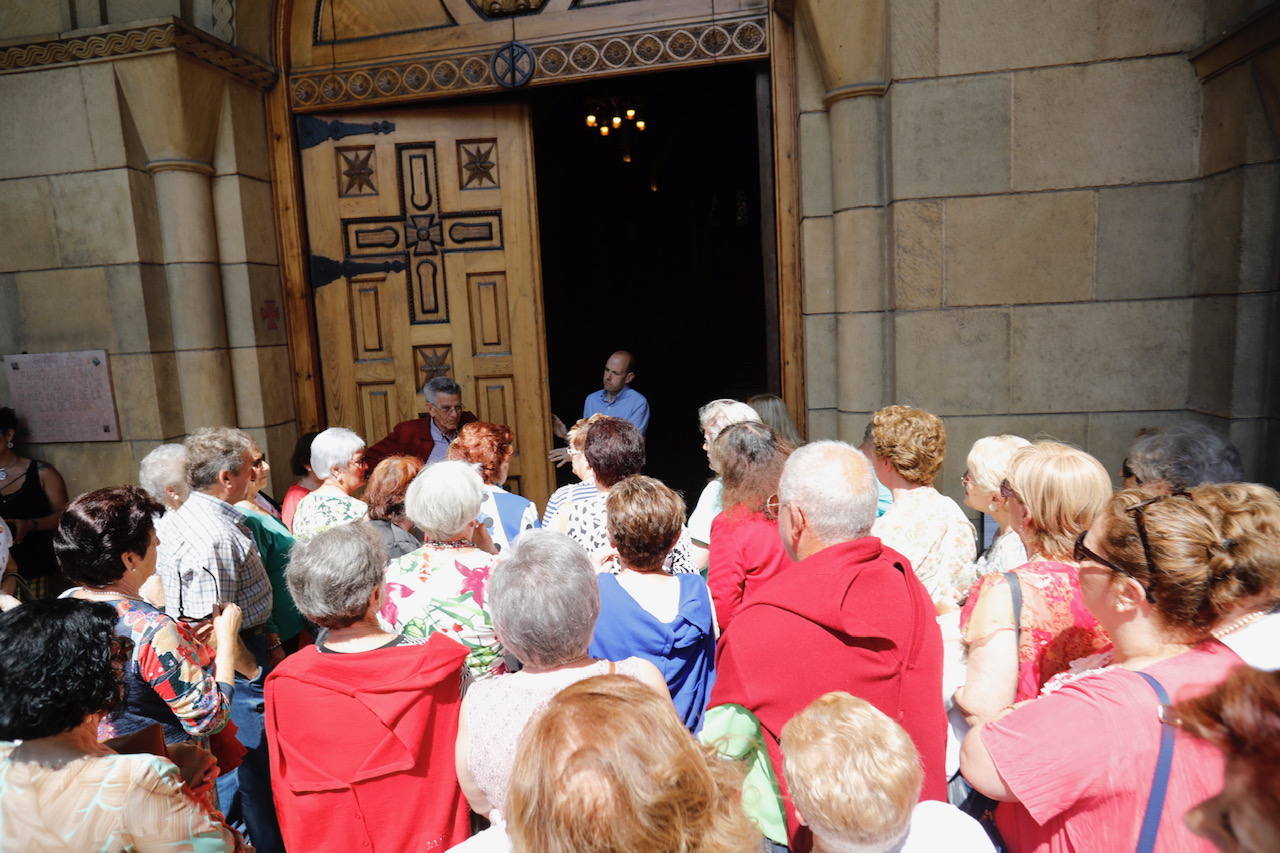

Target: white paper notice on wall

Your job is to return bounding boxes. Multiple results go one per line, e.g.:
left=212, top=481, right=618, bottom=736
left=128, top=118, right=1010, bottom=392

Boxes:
left=1, top=350, right=120, bottom=443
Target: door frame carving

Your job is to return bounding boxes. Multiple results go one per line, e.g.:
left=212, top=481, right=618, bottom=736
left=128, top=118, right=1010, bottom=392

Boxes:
left=268, top=0, right=805, bottom=436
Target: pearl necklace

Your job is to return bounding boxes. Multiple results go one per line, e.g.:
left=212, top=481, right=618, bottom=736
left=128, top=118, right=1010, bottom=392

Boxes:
left=1211, top=609, right=1267, bottom=640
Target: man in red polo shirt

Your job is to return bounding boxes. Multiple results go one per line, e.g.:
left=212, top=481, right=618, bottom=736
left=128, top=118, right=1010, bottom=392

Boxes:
left=364, top=376, right=477, bottom=470
left=709, top=440, right=947, bottom=852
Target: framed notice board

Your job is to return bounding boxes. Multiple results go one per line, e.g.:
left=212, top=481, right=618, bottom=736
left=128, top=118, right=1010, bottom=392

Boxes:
left=1, top=350, right=119, bottom=443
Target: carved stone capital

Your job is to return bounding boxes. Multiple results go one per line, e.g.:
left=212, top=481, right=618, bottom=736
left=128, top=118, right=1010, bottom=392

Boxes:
left=796, top=0, right=887, bottom=102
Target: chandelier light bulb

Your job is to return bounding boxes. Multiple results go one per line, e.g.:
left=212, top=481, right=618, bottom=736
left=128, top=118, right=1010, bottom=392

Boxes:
left=626, top=108, right=636, bottom=120
left=600, top=126, right=610, bottom=136
left=611, top=116, right=622, bottom=128
left=635, top=120, right=646, bottom=131
left=585, top=114, right=597, bottom=127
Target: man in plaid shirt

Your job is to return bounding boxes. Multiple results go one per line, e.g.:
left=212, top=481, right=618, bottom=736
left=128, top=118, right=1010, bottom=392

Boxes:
left=156, top=426, right=282, bottom=853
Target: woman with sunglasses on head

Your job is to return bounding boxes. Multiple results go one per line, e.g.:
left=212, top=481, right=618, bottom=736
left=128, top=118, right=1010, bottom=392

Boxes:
left=56, top=486, right=252, bottom=752
left=961, top=489, right=1250, bottom=852
left=1188, top=482, right=1280, bottom=670
left=954, top=442, right=1113, bottom=726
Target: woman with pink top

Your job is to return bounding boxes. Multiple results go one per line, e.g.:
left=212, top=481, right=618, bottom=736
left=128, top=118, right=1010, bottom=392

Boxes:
left=954, top=441, right=1113, bottom=725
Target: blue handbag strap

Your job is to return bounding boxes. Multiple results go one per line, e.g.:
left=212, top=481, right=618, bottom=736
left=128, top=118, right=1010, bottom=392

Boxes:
left=1002, top=571, right=1022, bottom=648
left=1133, top=671, right=1176, bottom=853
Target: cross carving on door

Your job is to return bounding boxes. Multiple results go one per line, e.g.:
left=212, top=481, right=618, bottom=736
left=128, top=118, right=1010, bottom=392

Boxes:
left=339, top=143, right=504, bottom=324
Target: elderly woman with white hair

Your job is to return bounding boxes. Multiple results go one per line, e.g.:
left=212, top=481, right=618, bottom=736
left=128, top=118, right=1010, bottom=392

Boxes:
left=687, top=399, right=761, bottom=571
left=956, top=435, right=1031, bottom=596
left=381, top=460, right=506, bottom=679
left=455, top=530, right=666, bottom=819
left=291, top=427, right=368, bottom=539
left=266, top=522, right=472, bottom=852
left=138, top=444, right=189, bottom=511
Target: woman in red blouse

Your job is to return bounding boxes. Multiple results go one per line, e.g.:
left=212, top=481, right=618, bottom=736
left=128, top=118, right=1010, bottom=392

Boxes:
left=706, top=421, right=794, bottom=630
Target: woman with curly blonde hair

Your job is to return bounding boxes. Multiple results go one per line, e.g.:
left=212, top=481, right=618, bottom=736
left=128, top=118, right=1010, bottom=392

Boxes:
left=449, top=421, right=538, bottom=553
left=500, top=674, right=759, bottom=853
left=865, top=405, right=976, bottom=610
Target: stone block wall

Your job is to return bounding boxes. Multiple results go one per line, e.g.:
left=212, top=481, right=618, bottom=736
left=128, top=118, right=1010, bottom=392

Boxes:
left=0, top=9, right=297, bottom=499
left=797, top=0, right=1280, bottom=510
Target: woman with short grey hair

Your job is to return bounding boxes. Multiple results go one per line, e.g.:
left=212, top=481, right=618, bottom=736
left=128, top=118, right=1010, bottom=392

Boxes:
left=382, top=461, right=504, bottom=680
left=266, top=521, right=474, bottom=851
left=138, top=443, right=189, bottom=510
left=292, top=427, right=368, bottom=539
left=454, top=530, right=666, bottom=819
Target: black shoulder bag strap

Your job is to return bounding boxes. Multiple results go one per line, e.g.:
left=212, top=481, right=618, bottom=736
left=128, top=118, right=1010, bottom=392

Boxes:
left=1133, top=671, right=1177, bottom=853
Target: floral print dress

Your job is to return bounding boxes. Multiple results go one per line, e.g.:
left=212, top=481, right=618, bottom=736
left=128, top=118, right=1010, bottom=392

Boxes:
left=0, top=744, right=247, bottom=852
left=291, top=492, right=368, bottom=540
left=379, top=543, right=506, bottom=679
left=960, top=559, right=1112, bottom=701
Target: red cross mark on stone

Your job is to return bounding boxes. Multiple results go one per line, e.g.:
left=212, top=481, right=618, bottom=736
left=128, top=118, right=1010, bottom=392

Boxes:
left=260, top=299, right=281, bottom=330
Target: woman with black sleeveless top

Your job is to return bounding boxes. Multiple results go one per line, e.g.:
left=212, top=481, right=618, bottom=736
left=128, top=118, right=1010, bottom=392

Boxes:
left=0, top=407, right=68, bottom=597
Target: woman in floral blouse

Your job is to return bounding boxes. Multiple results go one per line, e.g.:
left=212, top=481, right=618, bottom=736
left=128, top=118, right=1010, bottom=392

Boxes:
left=54, top=487, right=250, bottom=747
left=292, top=427, right=369, bottom=539
left=380, top=460, right=505, bottom=679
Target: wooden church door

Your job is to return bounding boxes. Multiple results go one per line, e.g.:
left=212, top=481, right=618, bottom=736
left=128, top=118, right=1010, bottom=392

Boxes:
left=297, top=104, right=553, bottom=501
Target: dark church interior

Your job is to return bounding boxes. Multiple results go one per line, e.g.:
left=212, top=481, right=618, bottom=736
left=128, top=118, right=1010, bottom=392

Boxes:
left=531, top=62, right=774, bottom=504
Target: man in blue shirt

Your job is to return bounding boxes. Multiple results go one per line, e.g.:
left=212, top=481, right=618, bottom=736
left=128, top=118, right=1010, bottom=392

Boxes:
left=551, top=351, right=649, bottom=464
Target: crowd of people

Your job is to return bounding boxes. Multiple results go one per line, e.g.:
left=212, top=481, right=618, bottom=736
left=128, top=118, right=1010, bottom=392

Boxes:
left=0, top=361, right=1277, bottom=852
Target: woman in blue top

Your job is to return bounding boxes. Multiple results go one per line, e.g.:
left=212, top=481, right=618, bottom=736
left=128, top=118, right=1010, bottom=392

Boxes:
left=589, top=475, right=716, bottom=732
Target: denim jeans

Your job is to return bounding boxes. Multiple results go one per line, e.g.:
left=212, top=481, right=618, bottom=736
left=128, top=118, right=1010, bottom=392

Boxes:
left=215, top=630, right=284, bottom=853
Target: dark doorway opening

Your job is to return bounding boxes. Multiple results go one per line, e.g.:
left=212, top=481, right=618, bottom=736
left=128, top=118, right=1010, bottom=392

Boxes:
left=531, top=62, right=775, bottom=506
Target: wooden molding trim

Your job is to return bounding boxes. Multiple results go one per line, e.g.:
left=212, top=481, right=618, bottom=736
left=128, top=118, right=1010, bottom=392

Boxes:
left=769, top=10, right=806, bottom=438
left=268, top=0, right=326, bottom=432
left=0, top=17, right=276, bottom=89
left=289, top=14, right=768, bottom=111
left=1191, top=3, right=1280, bottom=82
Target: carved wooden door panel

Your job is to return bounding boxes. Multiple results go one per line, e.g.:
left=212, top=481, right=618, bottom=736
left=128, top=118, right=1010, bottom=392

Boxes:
left=298, top=104, right=553, bottom=502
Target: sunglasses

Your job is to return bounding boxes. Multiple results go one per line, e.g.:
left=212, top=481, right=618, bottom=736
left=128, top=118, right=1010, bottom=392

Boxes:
left=1073, top=532, right=1157, bottom=605
left=1073, top=496, right=1187, bottom=604
left=176, top=566, right=221, bottom=623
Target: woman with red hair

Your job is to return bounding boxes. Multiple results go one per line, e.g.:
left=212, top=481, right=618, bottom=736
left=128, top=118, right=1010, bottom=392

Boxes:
left=449, top=422, right=538, bottom=554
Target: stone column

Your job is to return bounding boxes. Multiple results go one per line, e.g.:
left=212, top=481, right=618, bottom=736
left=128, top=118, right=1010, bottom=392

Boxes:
left=798, top=0, right=891, bottom=442
left=149, top=159, right=240, bottom=431
left=114, top=53, right=239, bottom=432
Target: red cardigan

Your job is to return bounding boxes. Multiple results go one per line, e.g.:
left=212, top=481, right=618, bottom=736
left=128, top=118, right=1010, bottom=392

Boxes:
left=709, top=537, right=947, bottom=851
left=363, top=411, right=478, bottom=470
left=265, top=632, right=470, bottom=853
